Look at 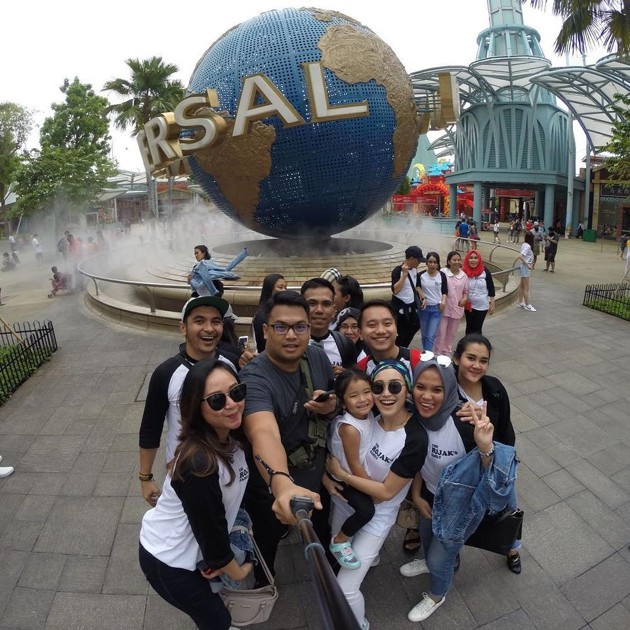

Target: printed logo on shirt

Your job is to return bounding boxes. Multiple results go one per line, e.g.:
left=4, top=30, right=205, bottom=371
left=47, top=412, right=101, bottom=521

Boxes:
left=369, top=442, right=393, bottom=464
left=239, top=466, right=249, bottom=483
left=431, top=443, right=460, bottom=459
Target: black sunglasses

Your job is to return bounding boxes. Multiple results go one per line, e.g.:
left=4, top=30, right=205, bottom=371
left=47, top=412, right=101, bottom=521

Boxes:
left=203, top=383, right=247, bottom=411
left=371, top=380, right=404, bottom=396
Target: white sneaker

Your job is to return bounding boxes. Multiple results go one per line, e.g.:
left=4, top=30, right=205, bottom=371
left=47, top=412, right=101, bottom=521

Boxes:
left=371, top=554, right=380, bottom=567
left=360, top=619, right=370, bottom=630
left=517, top=302, right=525, bottom=309
left=524, top=304, right=537, bottom=312
left=0, top=466, right=14, bottom=478
left=408, top=592, right=446, bottom=622
left=400, top=558, right=429, bottom=577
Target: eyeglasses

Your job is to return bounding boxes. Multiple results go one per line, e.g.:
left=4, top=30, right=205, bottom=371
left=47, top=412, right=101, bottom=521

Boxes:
left=203, top=383, right=247, bottom=411
left=371, top=380, right=405, bottom=395
left=419, top=351, right=452, bottom=367
left=268, top=322, right=310, bottom=336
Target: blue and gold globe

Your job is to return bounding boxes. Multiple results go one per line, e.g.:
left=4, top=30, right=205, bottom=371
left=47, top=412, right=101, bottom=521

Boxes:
left=187, top=7, right=419, bottom=239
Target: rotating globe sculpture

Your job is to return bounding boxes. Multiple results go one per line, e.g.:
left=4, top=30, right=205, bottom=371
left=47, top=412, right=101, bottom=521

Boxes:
left=187, top=7, right=420, bottom=239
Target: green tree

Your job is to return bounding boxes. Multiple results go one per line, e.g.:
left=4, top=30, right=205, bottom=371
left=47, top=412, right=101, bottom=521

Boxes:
left=103, top=56, right=185, bottom=217
left=0, top=103, right=33, bottom=231
left=605, top=92, right=630, bottom=183
left=13, top=78, right=116, bottom=223
left=525, top=1, right=630, bottom=56
left=396, top=176, right=412, bottom=195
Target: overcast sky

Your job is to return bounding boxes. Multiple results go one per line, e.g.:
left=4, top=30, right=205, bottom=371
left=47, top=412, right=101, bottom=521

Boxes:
left=4, top=0, right=608, bottom=172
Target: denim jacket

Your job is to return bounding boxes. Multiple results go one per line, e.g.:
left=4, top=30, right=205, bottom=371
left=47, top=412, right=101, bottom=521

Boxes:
left=432, top=442, right=518, bottom=546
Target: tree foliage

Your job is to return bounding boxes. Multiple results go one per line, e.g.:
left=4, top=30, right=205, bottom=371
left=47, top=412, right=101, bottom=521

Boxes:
left=13, top=79, right=116, bottom=217
left=396, top=176, right=412, bottom=195
left=605, top=92, right=630, bottom=183
left=0, top=103, right=33, bottom=214
left=525, top=1, right=630, bottom=56
left=103, top=56, right=185, bottom=135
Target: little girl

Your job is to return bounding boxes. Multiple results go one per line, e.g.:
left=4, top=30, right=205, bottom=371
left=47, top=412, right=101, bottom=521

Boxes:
left=328, top=368, right=376, bottom=570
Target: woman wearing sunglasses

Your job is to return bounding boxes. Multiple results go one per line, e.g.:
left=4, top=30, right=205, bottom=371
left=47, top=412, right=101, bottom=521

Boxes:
left=325, top=360, right=428, bottom=630
left=139, top=358, right=249, bottom=630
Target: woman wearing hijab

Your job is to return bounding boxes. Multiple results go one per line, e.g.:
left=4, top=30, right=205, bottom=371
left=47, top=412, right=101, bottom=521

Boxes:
left=324, top=359, right=428, bottom=630
left=461, top=250, right=495, bottom=335
left=400, top=356, right=511, bottom=623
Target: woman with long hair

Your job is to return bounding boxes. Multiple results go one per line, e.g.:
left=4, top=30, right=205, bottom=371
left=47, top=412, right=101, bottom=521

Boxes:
left=461, top=250, right=495, bottom=335
left=416, top=252, right=448, bottom=352
left=452, top=333, right=520, bottom=573
left=139, top=359, right=250, bottom=630
left=434, top=251, right=468, bottom=356
left=333, top=275, right=364, bottom=314
left=325, top=360, right=428, bottom=630
left=517, top=231, right=536, bottom=312
left=251, top=273, right=286, bottom=352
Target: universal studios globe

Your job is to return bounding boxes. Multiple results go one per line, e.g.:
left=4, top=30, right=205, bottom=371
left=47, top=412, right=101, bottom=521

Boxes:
left=187, top=7, right=420, bottom=239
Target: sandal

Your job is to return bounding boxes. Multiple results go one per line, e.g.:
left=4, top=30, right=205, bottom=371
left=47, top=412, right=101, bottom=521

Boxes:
left=402, top=528, right=421, bottom=554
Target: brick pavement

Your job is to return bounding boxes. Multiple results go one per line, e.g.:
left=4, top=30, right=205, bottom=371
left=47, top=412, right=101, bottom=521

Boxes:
left=0, top=235, right=629, bottom=629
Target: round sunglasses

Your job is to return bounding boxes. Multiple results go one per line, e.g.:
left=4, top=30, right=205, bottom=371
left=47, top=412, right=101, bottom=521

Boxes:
left=371, top=380, right=405, bottom=396
left=203, top=383, right=247, bottom=411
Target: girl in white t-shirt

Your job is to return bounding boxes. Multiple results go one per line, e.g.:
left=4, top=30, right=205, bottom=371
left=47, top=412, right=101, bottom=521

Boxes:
left=328, top=369, right=376, bottom=570
left=325, top=360, right=428, bottom=630
left=517, top=231, right=536, bottom=312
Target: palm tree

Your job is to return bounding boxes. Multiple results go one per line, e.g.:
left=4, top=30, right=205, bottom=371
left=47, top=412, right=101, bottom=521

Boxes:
left=526, top=1, right=630, bottom=56
left=104, top=57, right=185, bottom=217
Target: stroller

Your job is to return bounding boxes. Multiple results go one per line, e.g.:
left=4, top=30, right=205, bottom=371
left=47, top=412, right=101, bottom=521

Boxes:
left=48, top=267, right=74, bottom=297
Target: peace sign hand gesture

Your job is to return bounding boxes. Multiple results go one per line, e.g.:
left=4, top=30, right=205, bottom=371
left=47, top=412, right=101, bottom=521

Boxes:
left=470, top=400, right=494, bottom=453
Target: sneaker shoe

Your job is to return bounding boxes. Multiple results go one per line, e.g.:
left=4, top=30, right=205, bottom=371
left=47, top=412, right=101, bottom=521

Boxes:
left=330, top=539, right=361, bottom=570
left=507, top=552, right=522, bottom=574
left=0, top=466, right=14, bottom=478
left=400, top=558, right=429, bottom=577
left=524, top=304, right=537, bottom=312
left=408, top=592, right=446, bottom=622
left=371, top=554, right=380, bottom=567
left=517, top=302, right=525, bottom=309
left=360, top=619, right=370, bottom=630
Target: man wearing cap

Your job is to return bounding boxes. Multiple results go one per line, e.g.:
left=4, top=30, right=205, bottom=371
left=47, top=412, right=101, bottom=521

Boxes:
left=391, top=246, right=425, bottom=348
left=137, top=296, right=239, bottom=506
left=301, top=278, right=358, bottom=375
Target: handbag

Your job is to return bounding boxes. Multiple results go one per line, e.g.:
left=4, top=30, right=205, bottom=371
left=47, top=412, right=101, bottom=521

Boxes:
left=396, top=499, right=420, bottom=529
left=465, top=507, right=523, bottom=556
left=219, top=537, right=278, bottom=626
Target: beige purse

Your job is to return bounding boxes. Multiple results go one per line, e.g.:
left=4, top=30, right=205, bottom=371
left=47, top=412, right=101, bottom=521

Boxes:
left=396, top=499, right=420, bottom=529
left=219, top=537, right=278, bottom=626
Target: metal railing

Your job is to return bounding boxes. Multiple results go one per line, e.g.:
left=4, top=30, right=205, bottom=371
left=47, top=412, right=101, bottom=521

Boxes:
left=583, top=283, right=630, bottom=322
left=0, top=320, right=58, bottom=405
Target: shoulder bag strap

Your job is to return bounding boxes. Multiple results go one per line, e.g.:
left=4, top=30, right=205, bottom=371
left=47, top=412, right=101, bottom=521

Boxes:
left=252, top=536, right=276, bottom=586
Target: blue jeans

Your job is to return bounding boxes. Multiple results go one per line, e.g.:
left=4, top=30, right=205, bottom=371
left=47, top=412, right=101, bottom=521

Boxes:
left=419, top=304, right=442, bottom=352
left=139, top=543, right=232, bottom=630
left=418, top=512, right=461, bottom=598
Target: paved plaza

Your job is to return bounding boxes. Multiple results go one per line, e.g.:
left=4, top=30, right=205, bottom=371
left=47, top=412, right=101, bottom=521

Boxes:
left=0, top=234, right=629, bottom=629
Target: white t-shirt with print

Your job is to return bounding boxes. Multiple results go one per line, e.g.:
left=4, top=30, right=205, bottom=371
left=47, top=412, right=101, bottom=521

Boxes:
left=421, top=416, right=466, bottom=494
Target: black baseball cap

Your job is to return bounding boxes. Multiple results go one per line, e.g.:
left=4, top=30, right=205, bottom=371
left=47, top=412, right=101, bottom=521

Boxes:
left=181, top=296, right=230, bottom=321
left=405, top=246, right=426, bottom=262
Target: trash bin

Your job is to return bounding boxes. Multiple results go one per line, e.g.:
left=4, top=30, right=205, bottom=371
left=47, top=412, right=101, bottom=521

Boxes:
left=583, top=229, right=596, bottom=242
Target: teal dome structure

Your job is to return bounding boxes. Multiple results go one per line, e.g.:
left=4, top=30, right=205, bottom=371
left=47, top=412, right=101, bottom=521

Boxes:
left=187, top=7, right=419, bottom=239
left=410, top=0, right=583, bottom=229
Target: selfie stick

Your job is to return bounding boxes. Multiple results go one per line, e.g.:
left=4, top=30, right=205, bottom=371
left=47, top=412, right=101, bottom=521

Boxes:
left=290, top=496, right=361, bottom=630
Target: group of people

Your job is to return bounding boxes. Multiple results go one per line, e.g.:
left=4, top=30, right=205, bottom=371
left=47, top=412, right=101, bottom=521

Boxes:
left=137, top=243, right=521, bottom=629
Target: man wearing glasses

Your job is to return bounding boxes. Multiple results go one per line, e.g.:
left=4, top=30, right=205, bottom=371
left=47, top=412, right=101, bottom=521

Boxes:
left=301, top=277, right=357, bottom=375
left=137, top=296, right=238, bottom=507
left=240, top=291, right=337, bottom=584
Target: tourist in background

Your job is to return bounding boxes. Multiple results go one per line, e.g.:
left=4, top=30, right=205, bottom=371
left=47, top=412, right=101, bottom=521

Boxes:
left=251, top=273, right=286, bottom=352
left=416, top=251, right=448, bottom=352
left=390, top=246, right=425, bottom=348
left=461, top=250, right=495, bottom=335
left=517, top=232, right=536, bottom=312
left=543, top=228, right=560, bottom=272
left=335, top=307, right=367, bottom=360
left=434, top=252, right=468, bottom=356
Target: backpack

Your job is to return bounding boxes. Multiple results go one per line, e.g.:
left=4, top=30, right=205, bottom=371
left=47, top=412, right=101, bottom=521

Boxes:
left=330, top=330, right=358, bottom=368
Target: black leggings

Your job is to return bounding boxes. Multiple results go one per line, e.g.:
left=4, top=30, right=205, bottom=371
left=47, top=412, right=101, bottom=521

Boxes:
left=338, top=484, right=375, bottom=537
left=464, top=308, right=488, bottom=335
